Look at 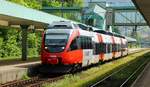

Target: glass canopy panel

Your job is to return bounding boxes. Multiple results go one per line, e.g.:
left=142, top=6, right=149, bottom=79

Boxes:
left=106, top=0, right=134, bottom=7
left=115, top=11, right=146, bottom=24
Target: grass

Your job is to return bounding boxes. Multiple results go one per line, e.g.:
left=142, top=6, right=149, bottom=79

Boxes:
left=21, top=73, right=31, bottom=80
left=43, top=49, right=150, bottom=87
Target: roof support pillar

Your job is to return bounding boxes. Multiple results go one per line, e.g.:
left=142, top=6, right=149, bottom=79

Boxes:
left=20, top=25, right=29, bottom=61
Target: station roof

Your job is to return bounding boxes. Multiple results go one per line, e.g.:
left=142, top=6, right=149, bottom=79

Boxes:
left=132, top=0, right=150, bottom=26
left=0, top=0, right=67, bottom=28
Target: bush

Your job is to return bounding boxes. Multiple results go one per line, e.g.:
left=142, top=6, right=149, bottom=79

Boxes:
left=0, top=27, right=42, bottom=58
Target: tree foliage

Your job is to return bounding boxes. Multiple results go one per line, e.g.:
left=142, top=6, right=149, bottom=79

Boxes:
left=8, top=0, right=42, bottom=9
left=41, top=0, right=83, bottom=7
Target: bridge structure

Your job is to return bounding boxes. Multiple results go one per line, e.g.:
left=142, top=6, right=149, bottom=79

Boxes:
left=107, top=6, right=147, bottom=26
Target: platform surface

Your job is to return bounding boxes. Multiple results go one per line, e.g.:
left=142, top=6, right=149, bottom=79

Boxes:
left=0, top=61, right=40, bottom=84
left=131, top=62, right=150, bottom=87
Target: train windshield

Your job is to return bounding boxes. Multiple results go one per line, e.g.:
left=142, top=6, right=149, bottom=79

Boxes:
left=48, top=25, right=72, bottom=29
left=45, top=34, right=69, bottom=52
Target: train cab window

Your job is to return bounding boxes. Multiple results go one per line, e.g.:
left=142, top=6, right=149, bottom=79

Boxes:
left=70, top=38, right=79, bottom=51
left=44, top=33, right=69, bottom=53
left=48, top=25, right=72, bottom=29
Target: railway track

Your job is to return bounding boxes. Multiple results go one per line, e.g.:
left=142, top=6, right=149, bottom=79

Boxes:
left=0, top=75, right=64, bottom=87
left=90, top=54, right=149, bottom=87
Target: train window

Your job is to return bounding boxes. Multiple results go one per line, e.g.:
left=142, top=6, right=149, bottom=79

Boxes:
left=94, top=42, right=104, bottom=55
left=79, top=36, right=92, bottom=49
left=100, top=43, right=103, bottom=53
left=117, top=44, right=120, bottom=52
left=119, top=44, right=121, bottom=51
left=87, top=37, right=92, bottom=49
left=116, top=44, right=119, bottom=52
left=80, top=37, right=85, bottom=49
left=85, top=37, right=88, bottom=49
left=49, top=25, right=72, bottom=29
left=79, top=36, right=85, bottom=49
left=70, top=38, right=78, bottom=51
left=95, top=43, right=99, bottom=55
left=101, top=43, right=106, bottom=53
left=112, top=44, right=115, bottom=52
left=107, top=44, right=109, bottom=53
left=107, top=44, right=112, bottom=53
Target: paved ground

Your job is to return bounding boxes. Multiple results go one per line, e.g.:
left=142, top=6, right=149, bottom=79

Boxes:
left=0, top=61, right=40, bottom=71
left=0, top=61, right=40, bottom=84
left=0, top=57, right=39, bottom=66
left=131, top=62, right=150, bottom=87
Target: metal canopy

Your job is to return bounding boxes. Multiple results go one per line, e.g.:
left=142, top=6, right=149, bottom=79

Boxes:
left=0, top=0, right=67, bottom=28
left=132, top=0, right=150, bottom=26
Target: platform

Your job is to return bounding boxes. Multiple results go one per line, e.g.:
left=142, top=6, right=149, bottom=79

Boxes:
left=131, top=62, right=150, bottom=87
left=0, top=61, right=40, bottom=84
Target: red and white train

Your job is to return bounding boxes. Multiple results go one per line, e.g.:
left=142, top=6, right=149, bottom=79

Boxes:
left=40, top=21, right=128, bottom=73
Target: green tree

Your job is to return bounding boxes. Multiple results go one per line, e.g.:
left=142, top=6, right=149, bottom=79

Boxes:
left=0, top=28, right=21, bottom=57
left=8, top=0, right=42, bottom=9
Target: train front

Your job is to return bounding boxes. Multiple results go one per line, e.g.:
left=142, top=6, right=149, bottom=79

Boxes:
left=40, top=21, right=81, bottom=73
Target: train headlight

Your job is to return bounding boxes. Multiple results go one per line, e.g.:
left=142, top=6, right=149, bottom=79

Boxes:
left=45, top=47, right=48, bottom=49
left=44, top=46, right=49, bottom=52
left=61, top=47, right=65, bottom=49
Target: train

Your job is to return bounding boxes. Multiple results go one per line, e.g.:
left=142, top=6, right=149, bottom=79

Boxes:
left=40, top=21, right=128, bottom=73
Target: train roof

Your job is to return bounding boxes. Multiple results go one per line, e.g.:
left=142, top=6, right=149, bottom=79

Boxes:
left=94, top=30, right=113, bottom=36
left=46, top=21, right=125, bottom=39
left=94, top=30, right=125, bottom=38
left=113, top=33, right=125, bottom=38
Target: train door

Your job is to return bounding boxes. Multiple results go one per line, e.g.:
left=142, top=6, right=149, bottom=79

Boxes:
left=103, top=35, right=113, bottom=61
left=91, top=35, right=100, bottom=64
left=80, top=36, right=94, bottom=67
left=121, top=38, right=123, bottom=56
